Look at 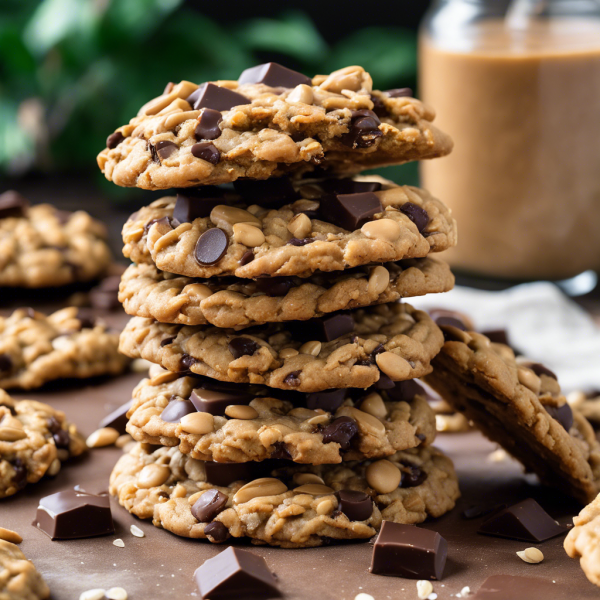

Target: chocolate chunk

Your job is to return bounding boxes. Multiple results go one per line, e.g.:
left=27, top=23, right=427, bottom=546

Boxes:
left=173, top=193, right=221, bottom=223
left=191, top=489, right=228, bottom=522
left=284, top=370, right=301, bottom=387
left=180, top=354, right=199, bottom=370
left=399, top=202, right=429, bottom=233
left=190, top=388, right=252, bottom=416
left=321, top=416, right=358, bottom=450
left=287, top=237, right=315, bottom=246
left=194, top=546, right=280, bottom=599
left=546, top=403, right=574, bottom=431
left=306, top=389, right=348, bottom=412
left=473, top=575, right=570, bottom=600
left=106, top=131, right=124, bottom=149
left=11, top=458, right=27, bottom=490
left=46, top=416, right=61, bottom=434
left=255, top=277, right=294, bottom=297
left=195, top=228, right=228, bottom=265
left=191, top=142, right=220, bottom=164
left=160, top=399, right=197, bottom=423
left=187, top=82, right=250, bottom=112
left=478, top=498, right=568, bottom=542
left=228, top=337, right=260, bottom=359
left=400, top=465, right=427, bottom=488
left=204, top=461, right=262, bottom=487
left=320, top=178, right=382, bottom=195
left=270, top=441, right=292, bottom=460
left=369, top=94, right=388, bottom=118
left=481, top=329, right=510, bottom=346
left=0, top=191, right=29, bottom=219
left=239, top=250, right=254, bottom=265
left=33, top=488, right=114, bottom=540
left=429, top=309, right=470, bottom=331
left=89, top=276, right=121, bottom=311
left=160, top=336, right=176, bottom=347
left=76, top=309, right=96, bottom=329
left=195, top=108, right=223, bottom=140
left=385, top=380, right=426, bottom=402
left=340, top=109, right=382, bottom=149
left=52, top=429, right=70, bottom=450
left=370, top=521, right=447, bottom=580
left=375, top=374, right=396, bottom=390
left=462, top=503, right=506, bottom=520
left=233, top=177, right=298, bottom=208
left=238, top=62, right=311, bottom=88
left=99, top=400, right=132, bottom=435
left=527, top=362, right=558, bottom=380
left=291, top=312, right=354, bottom=343
left=154, top=140, right=177, bottom=160
left=320, top=192, right=382, bottom=231
left=335, top=490, right=373, bottom=521
left=203, top=521, right=229, bottom=544
left=385, top=88, right=413, bottom=98
left=0, top=354, right=12, bottom=373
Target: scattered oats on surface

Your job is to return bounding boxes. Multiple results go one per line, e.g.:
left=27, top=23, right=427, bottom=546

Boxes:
left=130, top=524, right=144, bottom=538
left=517, top=547, right=544, bottom=564
left=487, top=448, right=508, bottom=463
left=417, top=580, right=434, bottom=599
left=113, top=538, right=125, bottom=548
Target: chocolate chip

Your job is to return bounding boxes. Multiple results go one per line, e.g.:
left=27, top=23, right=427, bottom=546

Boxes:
left=335, top=489, right=373, bottom=521
left=153, top=140, right=177, bottom=160
left=528, top=363, right=558, bottom=380
left=239, top=250, right=254, bottom=265
left=204, top=461, right=263, bottom=486
left=340, top=109, right=382, bottom=149
left=0, top=191, right=29, bottom=219
left=375, top=374, right=396, bottom=390
left=255, top=277, right=294, bottom=297
left=400, top=465, right=427, bottom=488
left=319, top=192, right=382, bottom=231
left=369, top=94, right=388, bottom=118
left=238, top=62, right=311, bottom=88
left=76, top=309, right=96, bottom=329
left=191, top=142, right=220, bottom=164
left=180, top=354, right=198, bottom=370
left=429, top=309, right=470, bottom=331
left=228, top=337, right=260, bottom=359
left=204, top=521, right=229, bottom=543
left=160, top=399, right=196, bottom=423
left=385, top=88, right=413, bottom=98
left=546, top=403, right=574, bottom=431
left=53, top=429, right=70, bottom=450
left=106, top=131, right=124, bottom=149
left=320, top=178, right=382, bottom=195
left=481, top=329, right=510, bottom=347
left=47, top=416, right=61, bottom=434
left=321, top=416, right=358, bottom=450
left=306, top=389, right=348, bottom=412
left=233, top=177, right=298, bottom=208
left=287, top=237, right=315, bottom=246
left=187, top=82, right=250, bottom=111
left=291, top=312, right=354, bottom=343
left=385, top=380, right=426, bottom=402
left=284, top=370, right=302, bottom=387
left=194, top=227, right=228, bottom=265
left=190, top=388, right=252, bottom=416
left=0, top=354, right=12, bottom=373
left=191, top=489, right=228, bottom=522
left=173, top=193, right=221, bottom=223
left=160, top=336, right=176, bottom=347
left=270, top=441, right=292, bottom=460
left=399, top=202, right=429, bottom=233
left=10, top=458, right=27, bottom=490
left=195, top=108, right=223, bottom=140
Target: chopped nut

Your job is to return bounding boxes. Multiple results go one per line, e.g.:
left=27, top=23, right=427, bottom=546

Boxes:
left=361, top=219, right=402, bottom=242
left=137, top=464, right=170, bottom=488
left=224, top=405, right=259, bottom=420
left=106, top=588, right=128, bottom=600
left=86, top=427, right=119, bottom=448
left=113, top=538, right=125, bottom=548
left=233, top=222, right=265, bottom=247
left=180, top=411, right=214, bottom=434
left=79, top=590, right=106, bottom=600
left=375, top=351, right=412, bottom=380
left=517, top=547, right=544, bottom=564
left=417, top=580, right=434, bottom=599
left=299, top=340, right=322, bottom=356
left=130, top=524, right=145, bottom=538
left=368, top=265, right=390, bottom=296
left=234, top=477, right=288, bottom=504
left=47, top=458, right=61, bottom=477
left=0, top=527, right=22, bottom=544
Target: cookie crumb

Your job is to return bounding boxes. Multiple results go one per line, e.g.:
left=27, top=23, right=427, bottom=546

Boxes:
left=130, top=524, right=144, bottom=538
left=113, top=538, right=125, bottom=548
left=354, top=594, right=375, bottom=600
left=106, top=588, right=128, bottom=600
left=417, top=580, right=433, bottom=599
left=487, top=448, right=508, bottom=463
left=456, top=586, right=471, bottom=597
left=517, top=547, right=544, bottom=563
left=0, top=527, right=22, bottom=544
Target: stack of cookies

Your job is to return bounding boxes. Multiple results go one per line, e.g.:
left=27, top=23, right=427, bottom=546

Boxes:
left=100, top=63, right=461, bottom=547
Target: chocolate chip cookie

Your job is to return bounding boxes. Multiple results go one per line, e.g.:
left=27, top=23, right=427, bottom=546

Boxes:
left=98, top=64, right=452, bottom=190
left=0, top=307, right=130, bottom=390
left=119, top=257, right=454, bottom=329
left=425, top=325, right=600, bottom=504
left=0, top=192, right=112, bottom=288
left=0, top=540, right=50, bottom=599
left=119, top=302, right=444, bottom=392
left=109, top=441, right=458, bottom=548
left=0, top=389, right=86, bottom=498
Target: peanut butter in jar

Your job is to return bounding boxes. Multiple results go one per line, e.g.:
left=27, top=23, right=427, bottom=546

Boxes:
left=419, top=0, right=600, bottom=280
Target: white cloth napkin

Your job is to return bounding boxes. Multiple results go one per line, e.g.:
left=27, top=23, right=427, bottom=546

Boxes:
left=410, top=282, right=600, bottom=392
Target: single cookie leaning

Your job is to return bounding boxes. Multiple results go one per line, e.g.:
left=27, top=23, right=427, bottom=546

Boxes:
left=0, top=192, right=112, bottom=288
left=424, top=326, right=600, bottom=504
left=0, top=307, right=130, bottom=390
left=125, top=371, right=436, bottom=463
left=0, top=540, right=50, bottom=599
left=109, top=442, right=459, bottom=548
left=0, top=389, right=86, bottom=498
left=565, top=492, right=600, bottom=587
left=119, top=257, right=454, bottom=328
left=119, top=302, right=444, bottom=392
left=122, top=178, right=456, bottom=280
left=97, top=64, right=452, bottom=190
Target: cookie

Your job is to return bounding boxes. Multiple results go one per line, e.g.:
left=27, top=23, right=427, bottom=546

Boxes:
left=119, top=257, right=454, bottom=329
left=424, top=325, right=600, bottom=504
left=109, top=442, right=459, bottom=548
left=0, top=192, right=112, bottom=288
left=568, top=390, right=600, bottom=429
left=0, top=540, right=50, bottom=599
left=124, top=370, right=436, bottom=463
left=97, top=64, right=452, bottom=190
left=122, top=178, right=456, bottom=280
left=0, top=389, right=86, bottom=498
left=0, top=307, right=130, bottom=390
left=565, top=492, right=600, bottom=587
left=119, top=302, right=444, bottom=392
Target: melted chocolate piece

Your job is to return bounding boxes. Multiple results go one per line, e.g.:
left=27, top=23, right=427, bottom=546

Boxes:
left=99, top=400, right=133, bottom=435
left=190, top=388, right=252, bottom=416
left=0, top=191, right=29, bottom=219
left=400, top=465, right=427, bottom=488
left=306, top=389, right=348, bottom=412
left=239, top=250, right=254, bottom=265
left=270, top=441, right=292, bottom=460
left=154, top=140, right=177, bottom=160
left=195, top=108, right=223, bottom=140
left=180, top=354, right=199, bottom=370
left=233, top=177, right=298, bottom=208
left=187, top=82, right=250, bottom=111
left=255, top=277, right=294, bottom=297
left=195, top=228, right=228, bottom=265
left=319, top=191, right=383, bottom=231
left=370, top=521, right=447, bottom=580
left=340, top=109, right=382, bottom=149
left=191, top=489, right=228, bottom=522
left=321, top=416, right=358, bottom=450
left=173, top=193, right=222, bottom=223
left=385, top=88, right=413, bottom=98
left=238, top=62, right=311, bottom=88
left=335, top=490, right=373, bottom=521
left=375, top=374, right=396, bottom=390
left=0, top=353, right=13, bottom=373
left=527, top=362, right=558, bottom=380
left=160, top=336, right=176, bottom=347
left=399, top=202, right=429, bottom=232
left=320, top=178, right=382, bottom=195
left=284, top=370, right=301, bottom=387
left=33, top=488, right=114, bottom=540
left=287, top=237, right=315, bottom=246
left=369, top=94, right=388, bottom=118
left=291, top=312, right=354, bottom=343
left=545, top=403, right=574, bottom=431
left=52, top=429, right=70, bottom=450
left=204, top=521, right=229, bottom=544
left=429, top=309, right=470, bottom=331
left=160, top=399, right=196, bottom=423
left=228, top=337, right=260, bottom=359
left=106, top=131, right=124, bottom=149
left=191, top=142, right=220, bottom=164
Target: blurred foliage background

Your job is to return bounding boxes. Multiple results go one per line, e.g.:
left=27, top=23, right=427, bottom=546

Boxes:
left=0, top=0, right=422, bottom=192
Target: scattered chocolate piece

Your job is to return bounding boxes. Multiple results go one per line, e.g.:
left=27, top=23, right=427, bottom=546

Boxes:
left=204, top=521, right=229, bottom=544
left=228, top=337, right=260, bottom=359
left=195, top=108, right=223, bottom=140
left=190, top=388, right=252, bottom=416
left=195, top=228, right=228, bottom=265
left=160, top=399, right=197, bottom=423
left=370, top=521, right=447, bottom=580
left=306, top=389, right=348, bottom=412
left=33, top=488, right=114, bottom=540
left=0, top=191, right=29, bottom=219
left=238, top=62, right=311, bottom=88
left=283, top=370, right=301, bottom=387
left=99, top=401, right=132, bottom=436
left=154, top=140, right=177, bottom=160
left=191, top=489, right=228, bottom=522
left=320, top=178, right=382, bottom=195
left=385, top=88, right=413, bottom=98
left=340, top=109, right=382, bottom=149
left=462, top=503, right=507, bottom=520
left=191, top=142, right=220, bottom=164
left=478, top=498, right=568, bottom=542
left=187, top=82, right=250, bottom=111
left=239, top=250, right=254, bottom=265
left=287, top=237, right=315, bottom=246
left=473, top=575, right=569, bottom=600
left=385, top=380, right=426, bottom=402
left=321, top=416, right=358, bottom=450
left=336, top=490, right=373, bottom=521
left=255, top=277, right=295, bottom=297
left=0, top=354, right=13, bottom=373
left=527, top=362, right=558, bottom=380
left=545, top=403, right=574, bottom=431
left=173, top=193, right=222, bottom=223
left=106, top=131, right=125, bottom=149
left=319, top=192, right=383, bottom=231
left=481, top=329, right=510, bottom=346
left=291, top=312, right=354, bottom=343
left=399, top=202, right=429, bottom=232
left=194, top=546, right=280, bottom=599
left=233, top=177, right=298, bottom=207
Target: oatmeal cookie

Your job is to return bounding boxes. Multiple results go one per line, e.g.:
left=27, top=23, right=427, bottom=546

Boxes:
left=119, top=302, right=444, bottom=392
left=109, top=442, right=458, bottom=548
left=0, top=540, right=50, bottom=600
left=0, top=389, right=85, bottom=498
left=425, top=325, right=600, bottom=504
left=0, top=192, right=112, bottom=288
left=565, top=493, right=600, bottom=587
left=97, top=64, right=452, bottom=190
left=122, top=179, right=456, bottom=280
left=119, top=257, right=454, bottom=328
left=0, top=307, right=130, bottom=390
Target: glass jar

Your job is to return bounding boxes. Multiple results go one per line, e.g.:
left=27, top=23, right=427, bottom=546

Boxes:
left=419, top=0, right=600, bottom=281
